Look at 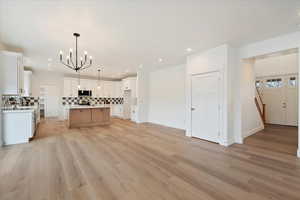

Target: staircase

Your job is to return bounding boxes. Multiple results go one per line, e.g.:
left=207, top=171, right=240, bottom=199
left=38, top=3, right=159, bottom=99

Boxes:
left=254, top=87, right=266, bottom=124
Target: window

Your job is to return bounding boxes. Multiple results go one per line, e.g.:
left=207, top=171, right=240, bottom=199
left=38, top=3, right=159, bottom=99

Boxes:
left=288, top=77, right=297, bottom=87
left=255, top=80, right=262, bottom=88
left=265, top=78, right=282, bottom=88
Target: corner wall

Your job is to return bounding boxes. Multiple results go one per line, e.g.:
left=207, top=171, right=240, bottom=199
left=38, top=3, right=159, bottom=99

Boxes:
left=241, top=59, right=264, bottom=139
left=0, top=50, right=3, bottom=146
left=147, top=65, right=186, bottom=129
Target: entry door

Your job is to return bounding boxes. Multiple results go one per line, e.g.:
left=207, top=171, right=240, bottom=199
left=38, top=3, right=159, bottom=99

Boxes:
left=191, top=72, right=220, bottom=143
left=285, top=76, right=298, bottom=126
left=261, top=76, right=298, bottom=126
left=263, top=78, right=286, bottom=125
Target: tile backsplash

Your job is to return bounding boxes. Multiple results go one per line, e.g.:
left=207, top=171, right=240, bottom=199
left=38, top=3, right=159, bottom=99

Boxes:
left=62, top=97, right=123, bottom=105
left=2, top=96, right=39, bottom=107
left=1, top=96, right=123, bottom=108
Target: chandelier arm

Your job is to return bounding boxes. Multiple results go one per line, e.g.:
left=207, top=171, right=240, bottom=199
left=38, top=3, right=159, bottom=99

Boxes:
left=61, top=61, right=76, bottom=70
left=80, top=64, right=92, bottom=71
left=82, top=59, right=87, bottom=66
left=70, top=57, right=76, bottom=68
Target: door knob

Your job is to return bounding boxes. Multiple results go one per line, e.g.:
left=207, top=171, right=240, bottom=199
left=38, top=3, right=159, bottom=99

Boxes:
left=283, top=102, right=286, bottom=108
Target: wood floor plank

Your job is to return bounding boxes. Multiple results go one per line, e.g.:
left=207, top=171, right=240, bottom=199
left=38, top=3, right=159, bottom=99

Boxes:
left=0, top=118, right=299, bottom=200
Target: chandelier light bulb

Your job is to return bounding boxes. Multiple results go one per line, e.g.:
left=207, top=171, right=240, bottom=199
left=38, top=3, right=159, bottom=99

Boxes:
left=77, top=85, right=81, bottom=89
left=84, top=51, right=88, bottom=55
left=69, top=48, right=73, bottom=52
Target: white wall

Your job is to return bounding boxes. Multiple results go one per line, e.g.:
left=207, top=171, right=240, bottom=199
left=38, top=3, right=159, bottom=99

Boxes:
left=147, top=65, right=185, bottom=129
left=31, top=70, right=64, bottom=118
left=241, top=59, right=264, bottom=138
left=0, top=50, right=3, bottom=146
left=137, top=68, right=150, bottom=123
left=255, top=53, right=298, bottom=77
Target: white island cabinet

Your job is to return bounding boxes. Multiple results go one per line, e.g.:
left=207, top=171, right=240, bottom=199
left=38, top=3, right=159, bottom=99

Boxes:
left=1, top=51, right=24, bottom=95
left=2, top=109, right=36, bottom=145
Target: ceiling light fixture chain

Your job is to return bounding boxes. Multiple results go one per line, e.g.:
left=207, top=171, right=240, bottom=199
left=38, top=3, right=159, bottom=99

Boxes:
left=59, top=33, right=93, bottom=72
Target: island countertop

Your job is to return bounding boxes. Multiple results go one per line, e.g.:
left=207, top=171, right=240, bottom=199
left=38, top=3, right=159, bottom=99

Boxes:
left=67, top=105, right=111, bottom=110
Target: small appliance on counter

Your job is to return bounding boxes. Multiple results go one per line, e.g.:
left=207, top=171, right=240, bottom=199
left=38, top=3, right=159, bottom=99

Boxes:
left=78, top=99, right=90, bottom=106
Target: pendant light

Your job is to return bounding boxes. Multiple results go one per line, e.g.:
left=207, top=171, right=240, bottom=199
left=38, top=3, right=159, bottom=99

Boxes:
left=97, top=68, right=101, bottom=89
left=77, top=72, right=81, bottom=89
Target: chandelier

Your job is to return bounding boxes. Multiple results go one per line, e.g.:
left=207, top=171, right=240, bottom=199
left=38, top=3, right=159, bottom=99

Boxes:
left=59, top=33, right=93, bottom=72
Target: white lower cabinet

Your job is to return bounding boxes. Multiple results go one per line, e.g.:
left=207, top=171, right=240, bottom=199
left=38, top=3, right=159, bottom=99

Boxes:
left=111, top=105, right=123, bottom=118
left=3, top=111, right=35, bottom=145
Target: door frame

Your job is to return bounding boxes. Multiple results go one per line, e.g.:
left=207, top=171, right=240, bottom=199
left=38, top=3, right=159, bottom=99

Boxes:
left=257, top=74, right=298, bottom=126
left=239, top=44, right=300, bottom=158
left=42, top=84, right=60, bottom=118
left=191, top=71, right=222, bottom=143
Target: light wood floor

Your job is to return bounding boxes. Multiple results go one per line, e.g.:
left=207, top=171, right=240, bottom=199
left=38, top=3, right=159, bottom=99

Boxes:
left=244, top=124, right=298, bottom=156
left=1, top=118, right=300, bottom=200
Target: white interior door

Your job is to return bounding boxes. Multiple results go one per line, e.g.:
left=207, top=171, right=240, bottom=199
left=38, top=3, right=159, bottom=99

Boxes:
left=191, top=72, right=220, bottom=143
left=44, top=85, right=59, bottom=118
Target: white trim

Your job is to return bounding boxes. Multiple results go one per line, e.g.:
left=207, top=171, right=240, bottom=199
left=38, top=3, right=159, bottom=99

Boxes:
left=297, top=149, right=300, bottom=158
left=243, top=125, right=265, bottom=139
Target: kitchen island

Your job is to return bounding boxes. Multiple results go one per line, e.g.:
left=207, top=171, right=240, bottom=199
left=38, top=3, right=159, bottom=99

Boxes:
left=68, top=106, right=111, bottom=128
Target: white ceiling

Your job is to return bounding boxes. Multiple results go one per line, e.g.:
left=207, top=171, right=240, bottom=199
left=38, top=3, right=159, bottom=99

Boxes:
left=1, top=0, right=300, bottom=78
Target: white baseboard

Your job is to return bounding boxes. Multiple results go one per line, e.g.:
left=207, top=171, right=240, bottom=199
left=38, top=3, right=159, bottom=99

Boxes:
left=243, top=125, right=264, bottom=139
left=220, top=139, right=235, bottom=147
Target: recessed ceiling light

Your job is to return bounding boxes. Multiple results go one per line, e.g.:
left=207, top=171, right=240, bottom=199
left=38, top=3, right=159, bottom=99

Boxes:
left=158, top=58, right=163, bottom=62
left=186, top=48, right=193, bottom=52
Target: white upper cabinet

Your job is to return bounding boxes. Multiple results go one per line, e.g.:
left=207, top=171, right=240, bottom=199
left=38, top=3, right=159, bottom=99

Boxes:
left=122, top=79, right=131, bottom=91
left=113, top=81, right=122, bottom=97
left=1, top=51, right=24, bottom=95
left=62, top=77, right=122, bottom=98
left=23, top=71, right=32, bottom=97
left=122, top=77, right=137, bottom=97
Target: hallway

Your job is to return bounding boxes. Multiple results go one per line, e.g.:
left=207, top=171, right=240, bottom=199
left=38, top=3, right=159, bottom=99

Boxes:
left=244, top=124, right=298, bottom=156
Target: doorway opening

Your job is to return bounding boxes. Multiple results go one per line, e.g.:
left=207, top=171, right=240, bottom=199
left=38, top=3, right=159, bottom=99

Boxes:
left=242, top=48, right=298, bottom=156
left=123, top=90, right=132, bottom=120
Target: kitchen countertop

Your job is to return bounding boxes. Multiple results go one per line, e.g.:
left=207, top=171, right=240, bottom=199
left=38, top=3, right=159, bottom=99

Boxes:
left=2, top=108, right=35, bottom=113
left=67, top=105, right=111, bottom=109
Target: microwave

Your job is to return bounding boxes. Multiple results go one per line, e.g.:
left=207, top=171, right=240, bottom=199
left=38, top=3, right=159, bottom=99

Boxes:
left=78, top=90, right=92, bottom=96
